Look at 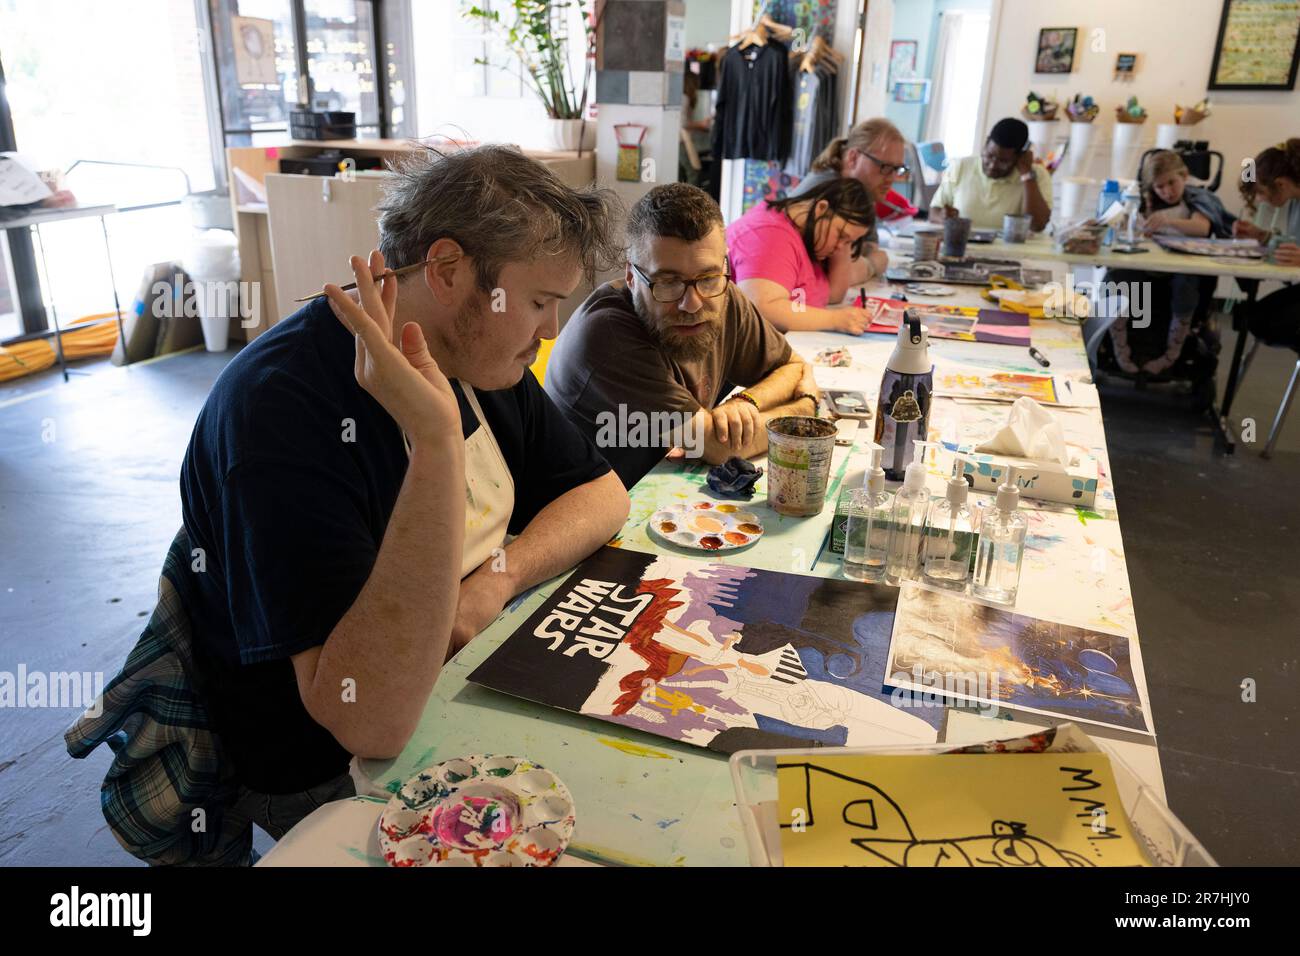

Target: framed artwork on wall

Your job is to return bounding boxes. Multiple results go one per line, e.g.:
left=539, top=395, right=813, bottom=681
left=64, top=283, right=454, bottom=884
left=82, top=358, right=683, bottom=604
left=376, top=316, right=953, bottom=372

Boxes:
left=1036, top=27, right=1078, bottom=74
left=893, top=79, right=930, bottom=104
left=1208, top=0, right=1300, bottom=90
left=889, top=39, right=918, bottom=88
left=1114, top=52, right=1139, bottom=78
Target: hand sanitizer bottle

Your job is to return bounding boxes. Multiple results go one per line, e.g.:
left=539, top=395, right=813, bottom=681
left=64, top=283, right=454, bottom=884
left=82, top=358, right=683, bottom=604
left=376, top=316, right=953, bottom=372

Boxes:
left=843, top=443, right=893, bottom=582
left=972, top=475, right=1028, bottom=604
left=1121, top=181, right=1142, bottom=245
left=921, top=456, right=975, bottom=591
left=884, top=440, right=932, bottom=585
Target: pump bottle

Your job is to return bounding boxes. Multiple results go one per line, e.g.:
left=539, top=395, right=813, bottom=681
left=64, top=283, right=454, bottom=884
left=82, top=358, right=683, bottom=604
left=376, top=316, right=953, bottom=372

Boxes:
left=884, top=440, right=933, bottom=585
left=921, top=456, right=976, bottom=591
left=843, top=443, right=893, bottom=582
left=972, top=474, right=1029, bottom=604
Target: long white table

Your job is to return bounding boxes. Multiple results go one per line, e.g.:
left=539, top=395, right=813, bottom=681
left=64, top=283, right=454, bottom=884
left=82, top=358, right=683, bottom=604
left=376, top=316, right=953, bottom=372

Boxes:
left=261, top=244, right=1172, bottom=867
left=898, top=231, right=1299, bottom=452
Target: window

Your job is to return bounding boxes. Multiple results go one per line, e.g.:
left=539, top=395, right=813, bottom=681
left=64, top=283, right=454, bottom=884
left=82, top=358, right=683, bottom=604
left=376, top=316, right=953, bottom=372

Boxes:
left=209, top=0, right=415, bottom=144
left=305, top=0, right=380, bottom=130
left=209, top=0, right=301, bottom=141
left=0, top=0, right=217, bottom=334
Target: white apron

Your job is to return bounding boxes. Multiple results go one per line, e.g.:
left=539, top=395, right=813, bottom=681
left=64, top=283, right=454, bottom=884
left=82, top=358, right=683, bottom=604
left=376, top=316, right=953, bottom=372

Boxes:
left=404, top=381, right=514, bottom=578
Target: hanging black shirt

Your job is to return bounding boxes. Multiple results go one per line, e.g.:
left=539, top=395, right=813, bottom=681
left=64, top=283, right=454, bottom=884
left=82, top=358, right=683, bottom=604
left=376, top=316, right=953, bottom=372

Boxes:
left=712, top=40, right=792, bottom=162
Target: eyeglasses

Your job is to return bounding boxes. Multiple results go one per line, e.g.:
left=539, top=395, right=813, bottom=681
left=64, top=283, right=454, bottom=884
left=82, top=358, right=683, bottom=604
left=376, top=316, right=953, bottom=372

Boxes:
left=865, top=152, right=909, bottom=178
left=630, top=262, right=731, bottom=303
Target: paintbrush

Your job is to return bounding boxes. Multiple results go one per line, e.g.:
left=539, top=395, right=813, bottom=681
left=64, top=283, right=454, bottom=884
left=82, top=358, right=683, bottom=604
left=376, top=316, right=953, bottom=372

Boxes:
left=294, top=254, right=461, bottom=302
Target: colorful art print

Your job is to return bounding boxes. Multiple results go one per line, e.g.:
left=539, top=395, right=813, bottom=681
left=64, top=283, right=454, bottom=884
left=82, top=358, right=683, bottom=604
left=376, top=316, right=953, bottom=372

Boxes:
left=470, top=546, right=941, bottom=755
left=1036, top=27, right=1078, bottom=74
left=889, top=40, right=918, bottom=87
left=862, top=296, right=1031, bottom=346
left=761, top=0, right=837, bottom=35
left=935, top=368, right=1058, bottom=403
left=892, top=80, right=930, bottom=104
left=1114, top=53, right=1138, bottom=74
left=1209, top=0, right=1300, bottom=90
left=741, top=161, right=792, bottom=213
left=885, top=584, right=1152, bottom=735
left=1152, top=234, right=1266, bottom=258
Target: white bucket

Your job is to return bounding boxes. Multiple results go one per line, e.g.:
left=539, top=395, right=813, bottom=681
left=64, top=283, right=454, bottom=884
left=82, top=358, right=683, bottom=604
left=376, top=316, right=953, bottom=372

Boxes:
left=1155, top=123, right=1179, bottom=150
left=194, top=279, right=236, bottom=352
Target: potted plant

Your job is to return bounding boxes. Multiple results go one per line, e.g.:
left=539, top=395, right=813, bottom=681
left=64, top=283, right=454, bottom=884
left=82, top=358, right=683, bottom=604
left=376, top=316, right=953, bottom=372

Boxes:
left=464, top=0, right=599, bottom=151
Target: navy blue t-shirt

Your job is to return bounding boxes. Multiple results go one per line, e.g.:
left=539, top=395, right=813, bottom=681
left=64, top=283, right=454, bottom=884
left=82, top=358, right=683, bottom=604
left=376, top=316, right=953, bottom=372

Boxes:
left=179, top=297, right=610, bottom=793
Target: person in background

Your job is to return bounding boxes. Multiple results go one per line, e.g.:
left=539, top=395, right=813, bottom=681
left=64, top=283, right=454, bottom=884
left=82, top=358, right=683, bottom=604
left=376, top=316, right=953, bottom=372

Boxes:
left=678, top=70, right=716, bottom=196
left=727, top=176, right=876, bottom=333
left=546, top=183, right=817, bottom=488
left=787, top=117, right=909, bottom=279
left=1108, top=149, right=1236, bottom=375
left=1234, top=138, right=1300, bottom=351
left=929, top=118, right=1051, bottom=232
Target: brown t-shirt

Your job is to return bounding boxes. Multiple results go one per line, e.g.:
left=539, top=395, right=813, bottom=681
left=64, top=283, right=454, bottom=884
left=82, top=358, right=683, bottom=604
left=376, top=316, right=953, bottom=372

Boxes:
left=545, top=281, right=793, bottom=487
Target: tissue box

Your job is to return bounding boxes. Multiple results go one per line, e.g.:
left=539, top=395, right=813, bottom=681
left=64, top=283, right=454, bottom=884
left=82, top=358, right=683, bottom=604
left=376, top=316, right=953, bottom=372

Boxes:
left=960, top=451, right=1099, bottom=507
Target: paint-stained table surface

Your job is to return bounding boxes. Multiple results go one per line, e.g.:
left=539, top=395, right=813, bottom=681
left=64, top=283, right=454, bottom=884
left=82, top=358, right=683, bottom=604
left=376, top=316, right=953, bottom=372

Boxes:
left=345, top=445, right=869, bottom=868
left=279, top=251, right=1166, bottom=867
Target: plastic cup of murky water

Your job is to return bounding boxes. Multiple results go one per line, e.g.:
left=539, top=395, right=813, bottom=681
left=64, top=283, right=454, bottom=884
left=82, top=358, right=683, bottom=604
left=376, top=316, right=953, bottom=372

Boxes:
left=942, top=216, right=972, bottom=258
left=1002, top=213, right=1032, bottom=243
left=765, top=416, right=839, bottom=517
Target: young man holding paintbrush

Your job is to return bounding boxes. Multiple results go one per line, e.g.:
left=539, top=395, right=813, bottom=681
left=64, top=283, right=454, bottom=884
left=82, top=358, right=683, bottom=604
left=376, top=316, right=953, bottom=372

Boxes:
left=177, top=145, right=629, bottom=856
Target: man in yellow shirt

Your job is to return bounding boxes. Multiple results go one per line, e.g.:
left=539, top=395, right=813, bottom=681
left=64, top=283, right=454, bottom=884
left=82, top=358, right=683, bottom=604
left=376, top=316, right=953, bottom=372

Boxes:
left=929, top=118, right=1052, bottom=232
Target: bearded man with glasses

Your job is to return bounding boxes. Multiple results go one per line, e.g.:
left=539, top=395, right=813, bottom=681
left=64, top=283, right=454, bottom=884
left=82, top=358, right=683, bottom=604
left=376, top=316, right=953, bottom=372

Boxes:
left=546, top=183, right=819, bottom=488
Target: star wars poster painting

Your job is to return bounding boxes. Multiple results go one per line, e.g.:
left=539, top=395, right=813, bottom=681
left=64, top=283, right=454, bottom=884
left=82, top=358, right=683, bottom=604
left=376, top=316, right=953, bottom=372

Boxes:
left=469, top=547, right=939, bottom=754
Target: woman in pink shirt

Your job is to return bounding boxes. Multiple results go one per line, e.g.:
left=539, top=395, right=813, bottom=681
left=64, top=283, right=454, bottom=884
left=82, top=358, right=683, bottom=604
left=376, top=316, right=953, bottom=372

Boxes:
left=726, top=177, right=876, bottom=333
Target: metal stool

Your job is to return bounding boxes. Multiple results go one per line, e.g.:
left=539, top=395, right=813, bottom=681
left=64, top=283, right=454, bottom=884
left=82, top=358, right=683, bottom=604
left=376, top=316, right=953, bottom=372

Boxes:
left=1238, top=338, right=1300, bottom=458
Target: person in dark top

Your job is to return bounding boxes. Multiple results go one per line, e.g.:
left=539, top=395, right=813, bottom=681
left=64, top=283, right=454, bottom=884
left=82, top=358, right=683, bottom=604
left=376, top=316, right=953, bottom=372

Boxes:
left=546, top=183, right=817, bottom=488
left=179, top=145, right=629, bottom=851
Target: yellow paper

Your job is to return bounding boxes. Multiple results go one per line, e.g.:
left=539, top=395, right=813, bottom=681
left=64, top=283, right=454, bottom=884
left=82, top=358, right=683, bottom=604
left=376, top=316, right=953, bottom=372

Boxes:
left=776, top=753, right=1148, bottom=867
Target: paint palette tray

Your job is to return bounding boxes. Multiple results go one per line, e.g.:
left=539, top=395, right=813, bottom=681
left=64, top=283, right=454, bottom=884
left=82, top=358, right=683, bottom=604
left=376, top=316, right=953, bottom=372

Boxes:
left=729, top=733, right=1214, bottom=867
left=648, top=500, right=765, bottom=551
left=378, top=754, right=575, bottom=867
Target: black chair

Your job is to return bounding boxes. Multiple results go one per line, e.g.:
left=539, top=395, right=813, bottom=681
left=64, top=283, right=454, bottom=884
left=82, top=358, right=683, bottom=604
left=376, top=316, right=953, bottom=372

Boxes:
left=1137, top=143, right=1223, bottom=192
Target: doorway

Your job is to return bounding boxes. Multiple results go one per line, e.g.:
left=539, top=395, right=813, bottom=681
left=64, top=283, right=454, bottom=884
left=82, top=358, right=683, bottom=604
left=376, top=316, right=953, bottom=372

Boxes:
left=923, top=7, right=991, bottom=158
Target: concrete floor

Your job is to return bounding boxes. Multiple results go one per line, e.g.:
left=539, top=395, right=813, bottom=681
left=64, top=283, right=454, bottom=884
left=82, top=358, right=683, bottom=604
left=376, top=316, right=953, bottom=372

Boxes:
left=1, top=329, right=1297, bottom=866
